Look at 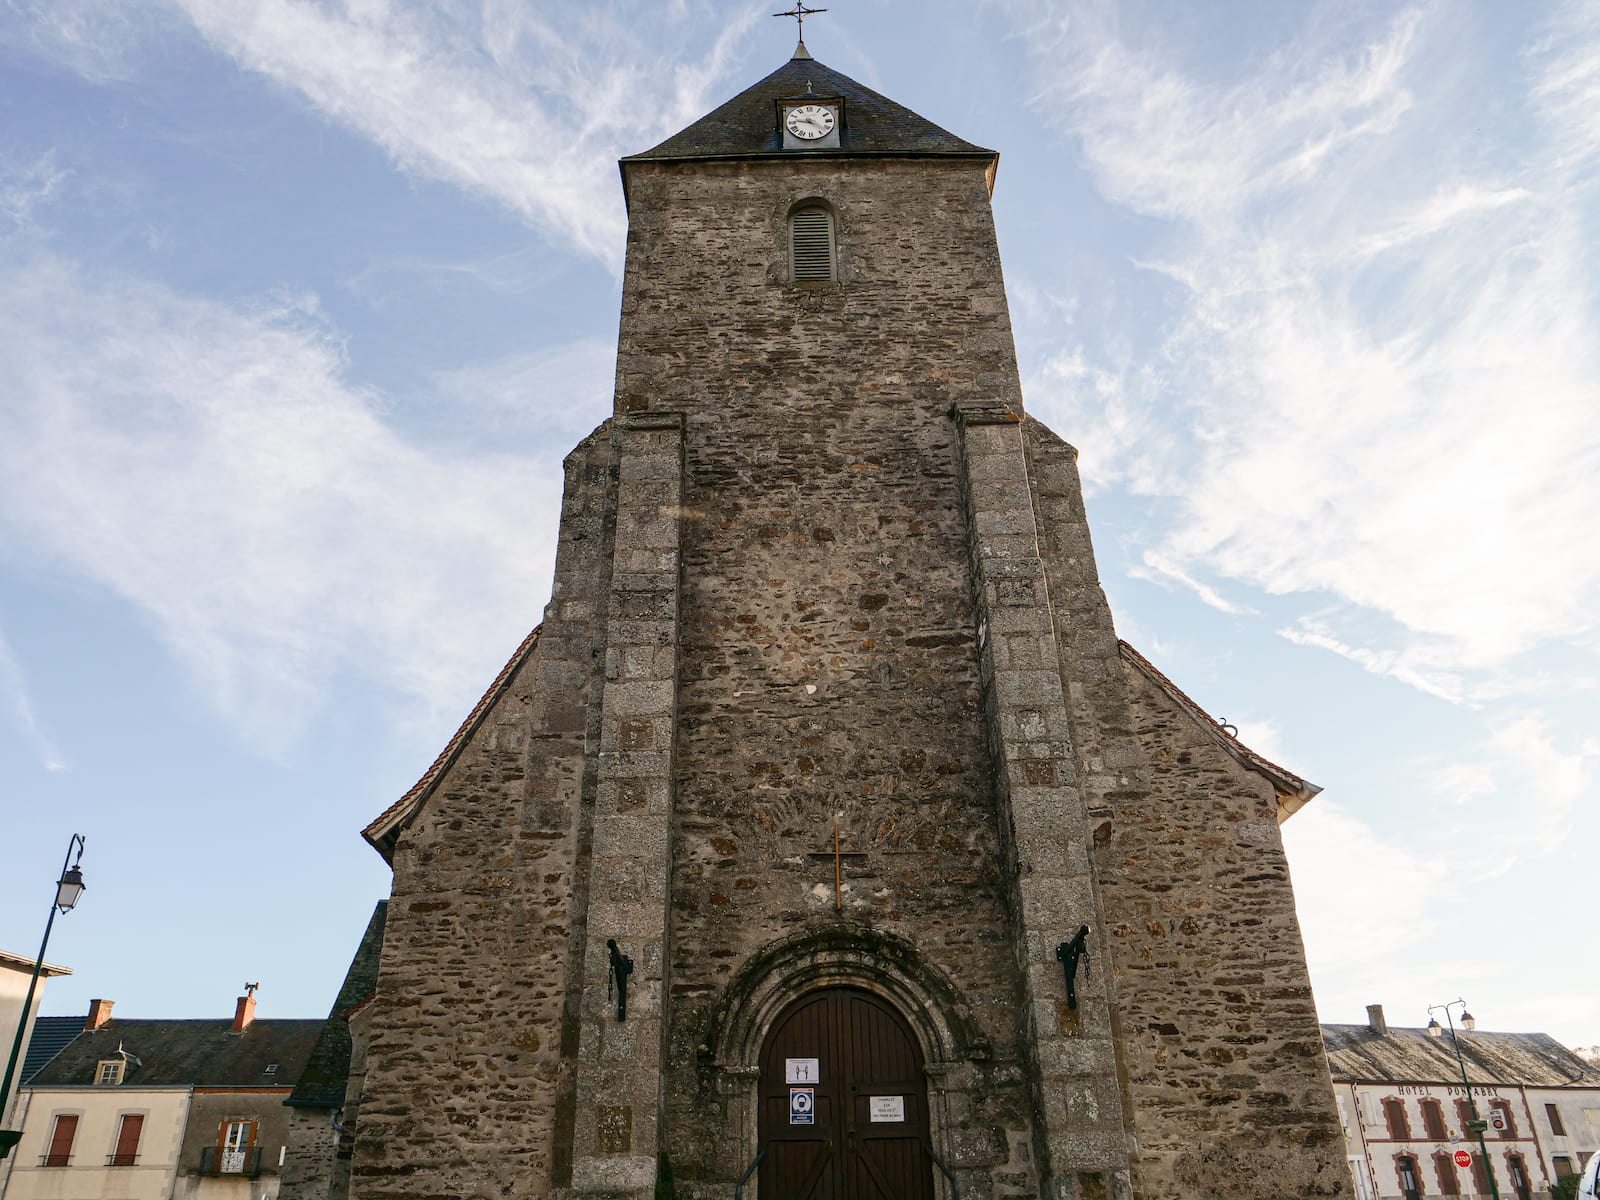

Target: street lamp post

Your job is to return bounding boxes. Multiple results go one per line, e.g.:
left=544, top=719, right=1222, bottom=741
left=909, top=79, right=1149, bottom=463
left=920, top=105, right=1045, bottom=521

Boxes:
left=1428, top=999, right=1500, bottom=1200
left=0, top=835, right=87, bottom=1161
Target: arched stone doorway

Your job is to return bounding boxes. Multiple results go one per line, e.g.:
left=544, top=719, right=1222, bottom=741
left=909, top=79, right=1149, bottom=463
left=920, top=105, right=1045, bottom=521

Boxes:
left=705, top=928, right=983, bottom=1194
left=758, top=987, right=934, bottom=1199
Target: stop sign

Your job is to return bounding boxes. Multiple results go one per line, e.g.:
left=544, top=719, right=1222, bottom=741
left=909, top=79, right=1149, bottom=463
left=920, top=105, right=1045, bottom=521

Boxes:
left=1454, top=1150, right=1473, bottom=1168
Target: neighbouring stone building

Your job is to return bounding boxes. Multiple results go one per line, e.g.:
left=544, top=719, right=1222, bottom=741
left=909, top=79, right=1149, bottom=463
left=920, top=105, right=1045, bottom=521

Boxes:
left=347, top=40, right=1351, bottom=1200
left=3, top=992, right=321, bottom=1200
left=281, top=902, right=387, bottom=1200
left=1325, top=1005, right=1600, bottom=1200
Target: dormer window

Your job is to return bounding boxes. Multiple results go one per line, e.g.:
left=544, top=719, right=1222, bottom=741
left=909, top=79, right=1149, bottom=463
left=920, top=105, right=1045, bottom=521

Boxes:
left=790, top=206, right=835, bottom=281
left=95, top=1060, right=124, bottom=1086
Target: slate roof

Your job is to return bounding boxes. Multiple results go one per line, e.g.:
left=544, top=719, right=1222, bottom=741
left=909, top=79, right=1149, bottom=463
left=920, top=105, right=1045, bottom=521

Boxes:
left=1119, top=640, right=1322, bottom=819
left=28, top=1017, right=322, bottom=1088
left=20, top=1015, right=85, bottom=1083
left=624, top=49, right=995, bottom=164
left=1324, top=1023, right=1600, bottom=1088
left=287, top=901, right=388, bottom=1108
left=363, top=624, right=542, bottom=863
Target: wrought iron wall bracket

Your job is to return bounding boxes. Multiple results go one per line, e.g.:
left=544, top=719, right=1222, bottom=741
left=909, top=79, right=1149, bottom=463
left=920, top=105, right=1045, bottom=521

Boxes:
left=1055, top=925, right=1091, bottom=1010
left=606, top=939, right=634, bottom=1022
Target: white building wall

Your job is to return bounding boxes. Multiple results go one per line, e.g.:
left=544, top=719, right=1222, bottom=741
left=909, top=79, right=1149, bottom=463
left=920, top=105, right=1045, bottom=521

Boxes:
left=1525, top=1085, right=1600, bottom=1184
left=1, top=1086, right=189, bottom=1200
left=0, top=954, right=70, bottom=1127
left=1338, top=1079, right=1600, bottom=1200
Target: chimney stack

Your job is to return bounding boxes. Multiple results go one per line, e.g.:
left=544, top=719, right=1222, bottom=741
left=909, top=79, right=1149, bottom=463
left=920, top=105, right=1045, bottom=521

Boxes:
left=1366, top=1004, right=1388, bottom=1037
left=232, top=989, right=257, bottom=1032
left=86, top=999, right=114, bottom=1029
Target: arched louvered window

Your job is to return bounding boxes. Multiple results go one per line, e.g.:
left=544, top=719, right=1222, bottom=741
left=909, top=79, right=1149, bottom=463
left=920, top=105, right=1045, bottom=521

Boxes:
left=790, top=206, right=834, bottom=281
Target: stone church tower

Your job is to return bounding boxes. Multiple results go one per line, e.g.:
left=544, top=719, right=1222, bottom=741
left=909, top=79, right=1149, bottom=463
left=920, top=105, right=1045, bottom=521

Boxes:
left=351, top=43, right=1351, bottom=1200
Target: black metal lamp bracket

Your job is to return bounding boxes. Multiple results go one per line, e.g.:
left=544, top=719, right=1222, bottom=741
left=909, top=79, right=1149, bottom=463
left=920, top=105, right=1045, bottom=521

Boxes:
left=606, top=939, right=634, bottom=1022
left=1055, top=925, right=1091, bottom=1010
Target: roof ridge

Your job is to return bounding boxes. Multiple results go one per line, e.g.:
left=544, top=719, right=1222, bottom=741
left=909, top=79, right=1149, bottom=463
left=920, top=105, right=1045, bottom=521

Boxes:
left=1118, top=640, right=1321, bottom=815
left=362, top=625, right=543, bottom=860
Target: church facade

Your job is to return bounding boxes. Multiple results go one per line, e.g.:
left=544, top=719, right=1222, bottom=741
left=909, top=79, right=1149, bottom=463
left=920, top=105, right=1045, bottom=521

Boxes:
left=350, top=46, right=1351, bottom=1200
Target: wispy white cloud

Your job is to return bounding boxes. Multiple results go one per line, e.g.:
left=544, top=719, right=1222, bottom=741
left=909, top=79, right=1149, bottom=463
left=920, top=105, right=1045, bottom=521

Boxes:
left=160, top=0, right=760, bottom=269
left=1282, top=798, right=1450, bottom=979
left=0, top=253, right=565, bottom=749
left=432, top=337, right=616, bottom=443
left=0, top=151, right=69, bottom=229
left=1014, top=1, right=1600, bottom=684
left=0, top=625, right=69, bottom=771
left=1131, top=550, right=1257, bottom=616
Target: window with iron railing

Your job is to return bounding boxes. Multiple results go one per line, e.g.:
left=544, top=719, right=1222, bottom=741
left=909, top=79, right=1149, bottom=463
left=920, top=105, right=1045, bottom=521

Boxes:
left=108, top=1113, right=143, bottom=1166
left=41, top=1113, right=78, bottom=1167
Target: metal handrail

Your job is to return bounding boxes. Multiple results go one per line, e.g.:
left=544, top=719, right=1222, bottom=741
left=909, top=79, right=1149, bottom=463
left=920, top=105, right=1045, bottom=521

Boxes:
left=734, top=1146, right=766, bottom=1199
left=925, top=1144, right=960, bottom=1200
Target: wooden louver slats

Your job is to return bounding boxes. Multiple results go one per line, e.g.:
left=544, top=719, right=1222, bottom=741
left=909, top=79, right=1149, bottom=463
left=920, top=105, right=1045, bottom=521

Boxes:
left=791, top=209, right=833, bottom=280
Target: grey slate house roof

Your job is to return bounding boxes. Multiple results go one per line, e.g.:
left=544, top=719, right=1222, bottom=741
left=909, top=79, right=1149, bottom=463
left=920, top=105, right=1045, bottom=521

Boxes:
left=623, top=50, right=995, bottom=163
left=287, top=900, right=388, bottom=1109
left=20, top=1015, right=86, bottom=1082
left=1323, top=1023, right=1600, bottom=1088
left=29, top=1017, right=322, bottom=1088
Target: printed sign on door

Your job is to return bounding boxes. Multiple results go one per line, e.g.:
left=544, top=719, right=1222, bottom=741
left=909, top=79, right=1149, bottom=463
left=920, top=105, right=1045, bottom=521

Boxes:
left=790, top=1086, right=815, bottom=1125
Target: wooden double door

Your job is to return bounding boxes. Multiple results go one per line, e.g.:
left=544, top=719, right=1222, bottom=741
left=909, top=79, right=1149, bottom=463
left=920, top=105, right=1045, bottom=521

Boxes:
left=758, top=987, right=934, bottom=1200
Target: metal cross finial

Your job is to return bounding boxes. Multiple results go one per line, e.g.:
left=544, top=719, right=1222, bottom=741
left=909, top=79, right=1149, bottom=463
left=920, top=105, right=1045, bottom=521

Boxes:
left=773, top=1, right=827, bottom=41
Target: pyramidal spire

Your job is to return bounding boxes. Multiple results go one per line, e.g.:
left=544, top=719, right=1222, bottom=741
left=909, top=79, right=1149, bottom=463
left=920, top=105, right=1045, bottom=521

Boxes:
left=792, top=40, right=813, bottom=60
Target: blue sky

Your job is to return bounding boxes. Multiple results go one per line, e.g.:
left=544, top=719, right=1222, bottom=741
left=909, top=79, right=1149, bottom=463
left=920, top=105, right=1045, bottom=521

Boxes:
left=1, top=0, right=1596, bottom=1051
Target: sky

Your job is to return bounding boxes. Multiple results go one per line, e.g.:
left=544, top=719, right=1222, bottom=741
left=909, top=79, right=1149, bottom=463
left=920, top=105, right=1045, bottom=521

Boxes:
left=1, top=0, right=1596, bottom=1053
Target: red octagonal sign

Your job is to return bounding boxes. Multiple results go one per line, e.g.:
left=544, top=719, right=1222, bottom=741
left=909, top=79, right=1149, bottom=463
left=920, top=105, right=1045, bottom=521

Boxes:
left=1454, top=1150, right=1474, bottom=1168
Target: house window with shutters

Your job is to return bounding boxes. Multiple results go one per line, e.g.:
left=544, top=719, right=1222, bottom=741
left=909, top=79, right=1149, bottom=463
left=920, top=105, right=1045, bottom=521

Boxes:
left=1384, top=1097, right=1413, bottom=1140
left=1553, top=1155, right=1576, bottom=1181
left=42, top=1113, right=78, bottom=1167
left=1546, top=1103, right=1566, bottom=1136
left=1432, top=1150, right=1460, bottom=1195
left=790, top=205, right=835, bottom=282
left=1421, top=1098, right=1447, bottom=1140
left=109, top=1113, right=144, bottom=1166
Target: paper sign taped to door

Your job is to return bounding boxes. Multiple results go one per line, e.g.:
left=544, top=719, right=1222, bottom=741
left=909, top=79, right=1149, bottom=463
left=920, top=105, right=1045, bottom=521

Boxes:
left=869, top=1095, right=905, bottom=1123
left=786, top=1057, right=819, bottom=1083
left=790, top=1087, right=815, bottom=1125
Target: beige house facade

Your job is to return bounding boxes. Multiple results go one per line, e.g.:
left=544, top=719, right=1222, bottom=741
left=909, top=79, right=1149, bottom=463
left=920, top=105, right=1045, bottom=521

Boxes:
left=0, top=993, right=320, bottom=1200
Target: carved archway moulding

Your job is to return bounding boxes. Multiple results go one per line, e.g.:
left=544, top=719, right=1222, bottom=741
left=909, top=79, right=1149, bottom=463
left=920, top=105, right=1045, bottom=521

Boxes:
left=702, top=924, right=990, bottom=1185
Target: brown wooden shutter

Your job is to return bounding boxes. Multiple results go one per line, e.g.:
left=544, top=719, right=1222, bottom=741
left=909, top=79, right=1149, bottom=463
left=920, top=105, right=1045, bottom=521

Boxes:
left=1470, top=1152, right=1490, bottom=1194
left=1547, top=1103, right=1567, bottom=1136
left=45, top=1114, right=78, bottom=1165
left=112, top=1114, right=143, bottom=1165
left=1422, top=1099, right=1447, bottom=1140
left=1432, top=1151, right=1461, bottom=1195
left=1384, top=1098, right=1411, bottom=1139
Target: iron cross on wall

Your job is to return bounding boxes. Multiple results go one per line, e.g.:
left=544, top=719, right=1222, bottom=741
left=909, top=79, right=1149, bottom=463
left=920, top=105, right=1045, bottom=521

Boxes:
left=808, top=823, right=867, bottom=911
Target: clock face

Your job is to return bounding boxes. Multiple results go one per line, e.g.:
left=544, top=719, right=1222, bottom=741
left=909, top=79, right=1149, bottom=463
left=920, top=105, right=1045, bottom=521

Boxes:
left=785, top=104, right=836, bottom=141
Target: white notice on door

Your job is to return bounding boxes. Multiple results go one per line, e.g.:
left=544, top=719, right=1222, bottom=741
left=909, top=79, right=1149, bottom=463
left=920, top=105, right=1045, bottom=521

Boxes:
left=785, top=1057, right=820, bottom=1084
left=869, top=1095, right=905, bottom=1123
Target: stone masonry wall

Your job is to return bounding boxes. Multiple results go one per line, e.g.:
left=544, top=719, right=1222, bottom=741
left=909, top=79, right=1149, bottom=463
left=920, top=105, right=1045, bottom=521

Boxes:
left=1105, top=666, right=1351, bottom=1200
left=614, top=157, right=1043, bottom=1197
left=280, top=1109, right=337, bottom=1200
